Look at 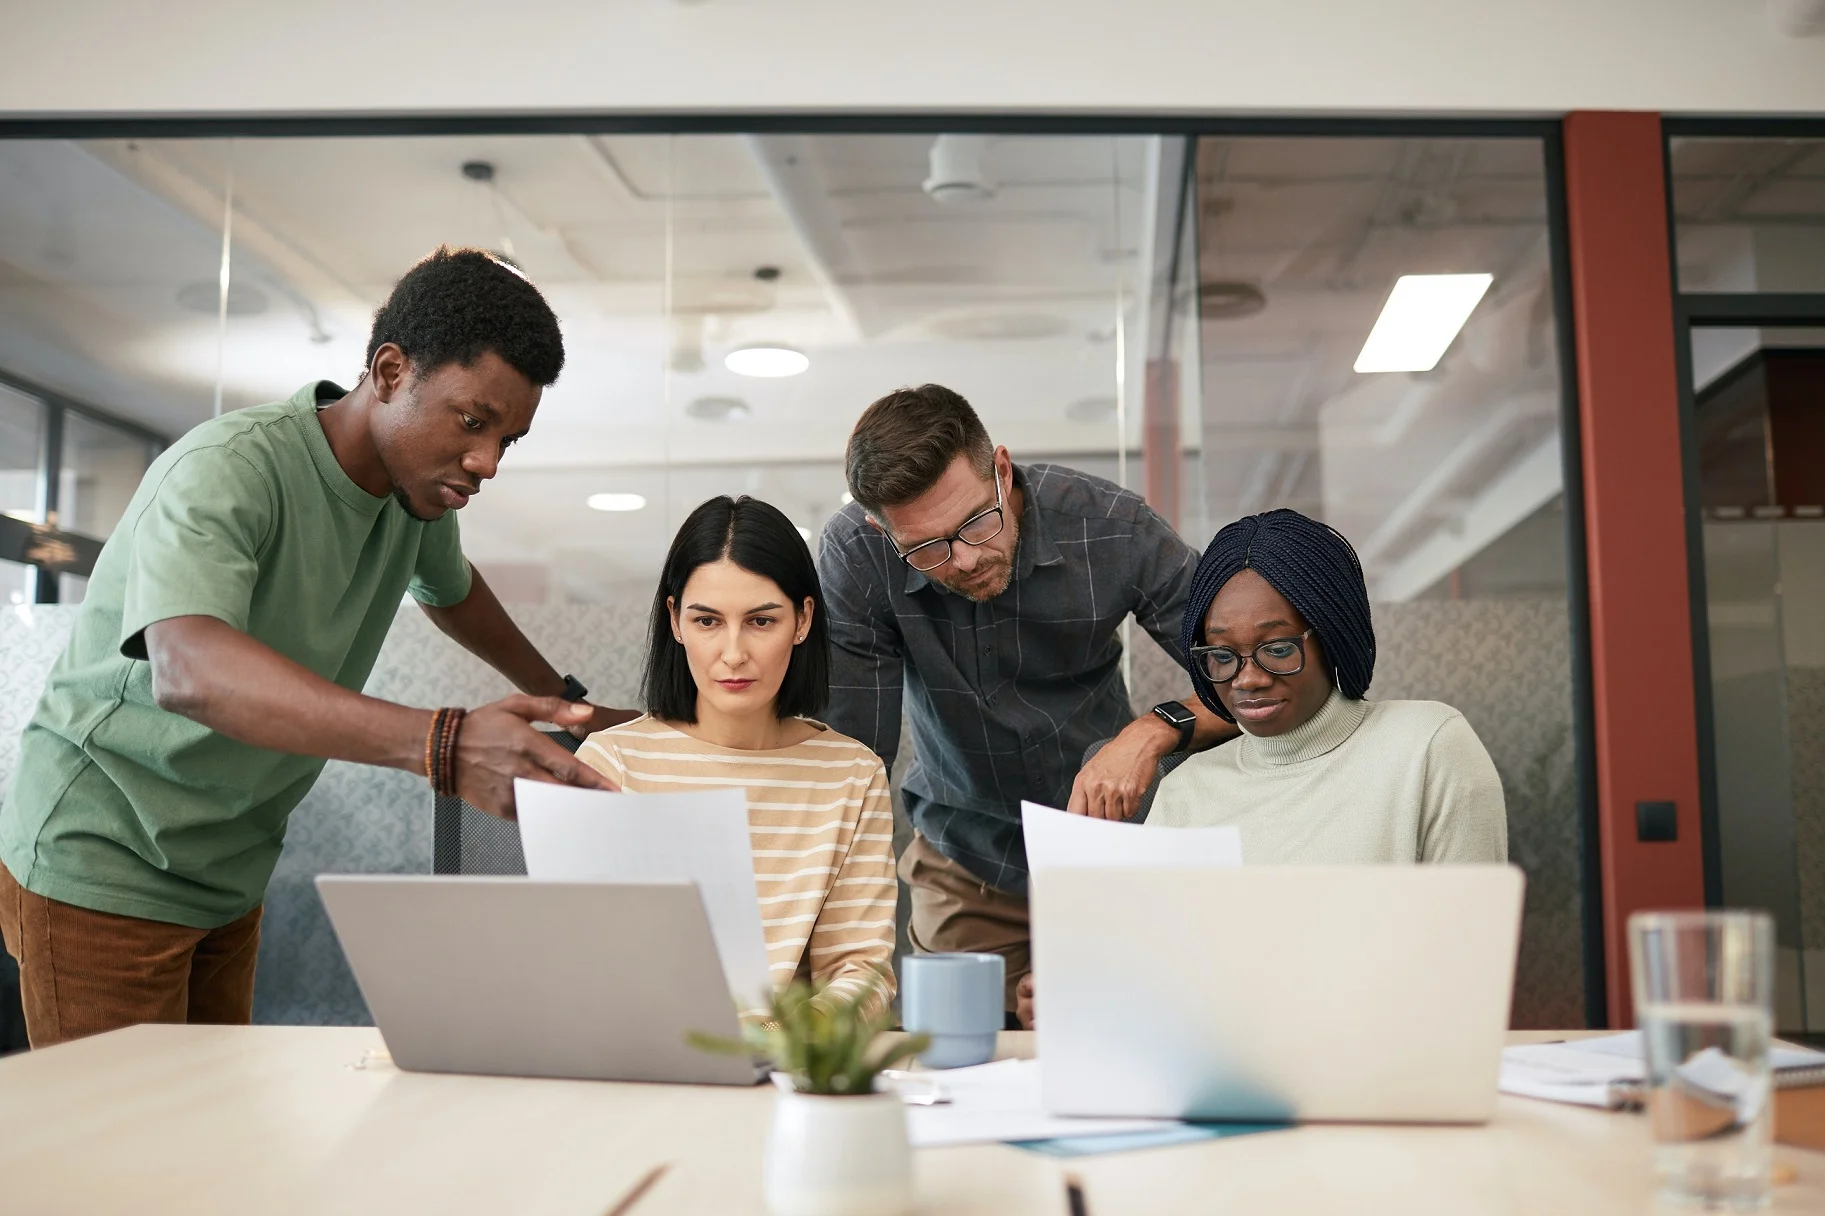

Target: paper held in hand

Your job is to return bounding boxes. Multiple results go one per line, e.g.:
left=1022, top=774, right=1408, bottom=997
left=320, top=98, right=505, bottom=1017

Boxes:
left=1020, top=800, right=1243, bottom=872
left=514, top=780, right=774, bottom=1010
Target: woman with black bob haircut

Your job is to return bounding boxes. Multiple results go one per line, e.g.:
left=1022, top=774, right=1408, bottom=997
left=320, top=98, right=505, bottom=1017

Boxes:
left=1145, top=508, right=1508, bottom=865
left=578, top=496, right=898, bottom=1011
left=640, top=494, right=829, bottom=723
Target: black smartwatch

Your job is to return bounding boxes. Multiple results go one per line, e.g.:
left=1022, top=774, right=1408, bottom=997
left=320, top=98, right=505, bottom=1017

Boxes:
left=1151, top=701, right=1197, bottom=753
left=558, top=674, right=590, bottom=703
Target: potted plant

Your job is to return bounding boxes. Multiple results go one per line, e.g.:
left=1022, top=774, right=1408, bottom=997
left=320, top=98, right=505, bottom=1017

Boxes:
left=691, top=969, right=929, bottom=1216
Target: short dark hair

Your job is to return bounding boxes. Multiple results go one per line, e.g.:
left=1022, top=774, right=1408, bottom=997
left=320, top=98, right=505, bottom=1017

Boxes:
left=1180, top=509, right=1377, bottom=723
left=642, top=496, right=830, bottom=723
left=845, top=383, right=994, bottom=514
left=365, top=246, right=565, bottom=387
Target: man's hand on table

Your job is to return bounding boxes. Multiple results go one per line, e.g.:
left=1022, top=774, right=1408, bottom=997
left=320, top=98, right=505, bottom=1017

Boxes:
left=567, top=703, right=641, bottom=740
left=456, top=696, right=619, bottom=819
left=1065, top=711, right=1178, bottom=820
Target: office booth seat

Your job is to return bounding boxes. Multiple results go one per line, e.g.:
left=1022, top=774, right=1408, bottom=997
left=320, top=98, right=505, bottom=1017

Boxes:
left=431, top=730, right=584, bottom=876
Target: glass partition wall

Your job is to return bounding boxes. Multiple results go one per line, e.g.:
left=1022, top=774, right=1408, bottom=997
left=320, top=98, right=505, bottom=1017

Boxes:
left=0, top=124, right=1590, bottom=1028
left=1186, top=135, right=1583, bottom=1027
left=1672, top=128, right=1825, bottom=1034
left=1688, top=321, right=1825, bottom=1034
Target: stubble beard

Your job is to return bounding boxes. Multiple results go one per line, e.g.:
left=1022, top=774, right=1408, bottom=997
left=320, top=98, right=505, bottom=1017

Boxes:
left=392, top=484, right=439, bottom=522
left=944, top=520, right=1018, bottom=603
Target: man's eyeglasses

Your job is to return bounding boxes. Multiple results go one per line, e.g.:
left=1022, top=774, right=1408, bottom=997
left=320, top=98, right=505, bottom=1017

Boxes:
left=1189, top=630, right=1314, bottom=684
left=893, top=472, right=1006, bottom=573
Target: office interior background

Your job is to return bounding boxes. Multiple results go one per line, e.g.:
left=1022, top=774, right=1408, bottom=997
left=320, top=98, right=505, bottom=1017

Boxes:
left=1, top=0, right=1824, bottom=1041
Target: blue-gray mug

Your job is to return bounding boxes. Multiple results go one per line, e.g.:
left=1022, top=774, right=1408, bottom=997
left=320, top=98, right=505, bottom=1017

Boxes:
left=901, top=952, right=1005, bottom=1069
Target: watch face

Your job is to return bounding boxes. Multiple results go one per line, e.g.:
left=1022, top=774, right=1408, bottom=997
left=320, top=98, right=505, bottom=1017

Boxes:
left=1156, top=703, right=1194, bottom=727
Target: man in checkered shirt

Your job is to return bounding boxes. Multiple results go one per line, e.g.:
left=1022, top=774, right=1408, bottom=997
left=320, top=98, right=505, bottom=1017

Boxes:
left=818, top=384, right=1238, bottom=1021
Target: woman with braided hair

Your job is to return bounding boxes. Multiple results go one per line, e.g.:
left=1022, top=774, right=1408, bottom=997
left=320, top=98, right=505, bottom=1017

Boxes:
left=1013, top=508, right=1506, bottom=1028
left=1145, top=508, right=1507, bottom=864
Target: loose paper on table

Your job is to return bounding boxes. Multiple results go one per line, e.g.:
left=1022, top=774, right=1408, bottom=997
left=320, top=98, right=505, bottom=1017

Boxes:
left=515, top=780, right=773, bottom=1008
left=1021, top=801, right=1243, bottom=872
left=898, top=1059, right=1179, bottom=1148
left=1499, top=1031, right=1825, bottom=1109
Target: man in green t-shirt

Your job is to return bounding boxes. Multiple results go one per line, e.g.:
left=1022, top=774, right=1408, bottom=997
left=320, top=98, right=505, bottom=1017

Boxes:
left=0, top=247, right=631, bottom=1049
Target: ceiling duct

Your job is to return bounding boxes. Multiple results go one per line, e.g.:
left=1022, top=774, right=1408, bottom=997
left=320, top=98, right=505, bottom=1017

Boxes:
left=923, top=135, right=996, bottom=204
left=742, top=135, right=871, bottom=339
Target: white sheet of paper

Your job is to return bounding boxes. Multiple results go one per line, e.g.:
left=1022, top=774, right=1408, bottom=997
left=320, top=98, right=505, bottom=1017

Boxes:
left=1021, top=800, right=1243, bottom=872
left=903, top=1059, right=1178, bottom=1148
left=514, top=780, right=773, bottom=1008
left=1496, top=1032, right=1825, bottom=1109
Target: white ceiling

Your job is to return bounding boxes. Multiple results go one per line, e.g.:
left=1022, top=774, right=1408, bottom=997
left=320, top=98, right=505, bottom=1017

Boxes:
left=0, top=133, right=1151, bottom=594
left=1, top=132, right=1820, bottom=602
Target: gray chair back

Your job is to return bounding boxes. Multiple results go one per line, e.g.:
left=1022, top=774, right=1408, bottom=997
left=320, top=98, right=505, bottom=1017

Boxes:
left=432, top=729, right=583, bottom=875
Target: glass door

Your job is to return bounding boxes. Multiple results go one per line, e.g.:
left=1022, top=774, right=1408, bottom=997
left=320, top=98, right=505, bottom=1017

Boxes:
left=1690, top=323, right=1825, bottom=1034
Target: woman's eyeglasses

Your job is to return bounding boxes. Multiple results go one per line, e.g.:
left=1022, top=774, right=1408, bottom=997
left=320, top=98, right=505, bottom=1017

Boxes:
left=1189, top=629, right=1314, bottom=684
left=893, top=472, right=1006, bottom=573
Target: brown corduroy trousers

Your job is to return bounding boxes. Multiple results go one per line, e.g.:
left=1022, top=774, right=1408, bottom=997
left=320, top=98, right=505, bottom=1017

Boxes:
left=0, top=860, right=261, bottom=1049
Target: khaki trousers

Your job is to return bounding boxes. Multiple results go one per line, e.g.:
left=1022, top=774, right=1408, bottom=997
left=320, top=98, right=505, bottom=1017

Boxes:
left=0, top=860, right=262, bottom=1050
left=898, top=833, right=1030, bottom=1013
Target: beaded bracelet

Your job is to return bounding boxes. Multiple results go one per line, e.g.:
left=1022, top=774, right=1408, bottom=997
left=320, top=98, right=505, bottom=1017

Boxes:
left=436, top=707, right=467, bottom=798
left=423, top=708, right=448, bottom=787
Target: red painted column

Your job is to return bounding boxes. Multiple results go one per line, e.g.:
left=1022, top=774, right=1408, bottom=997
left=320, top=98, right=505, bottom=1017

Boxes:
left=1562, top=112, right=1708, bottom=1027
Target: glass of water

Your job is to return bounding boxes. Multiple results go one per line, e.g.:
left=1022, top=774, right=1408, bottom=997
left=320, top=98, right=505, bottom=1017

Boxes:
left=1628, top=910, right=1775, bottom=1210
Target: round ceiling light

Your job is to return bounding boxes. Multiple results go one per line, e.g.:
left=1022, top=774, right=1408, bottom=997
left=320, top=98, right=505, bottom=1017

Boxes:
left=685, top=395, right=753, bottom=422
left=586, top=493, right=647, bottom=513
left=725, top=345, right=809, bottom=378
left=1196, top=280, right=1268, bottom=320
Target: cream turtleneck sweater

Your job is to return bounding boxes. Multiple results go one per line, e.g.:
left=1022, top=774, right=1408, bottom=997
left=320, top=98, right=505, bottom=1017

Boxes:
left=1147, top=688, right=1507, bottom=864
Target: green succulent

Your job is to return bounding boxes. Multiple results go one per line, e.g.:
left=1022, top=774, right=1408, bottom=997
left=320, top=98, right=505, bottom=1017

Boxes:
left=689, top=965, right=930, bottom=1096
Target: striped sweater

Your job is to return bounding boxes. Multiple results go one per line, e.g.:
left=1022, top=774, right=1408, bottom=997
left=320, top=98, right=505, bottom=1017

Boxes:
left=577, top=714, right=898, bottom=1009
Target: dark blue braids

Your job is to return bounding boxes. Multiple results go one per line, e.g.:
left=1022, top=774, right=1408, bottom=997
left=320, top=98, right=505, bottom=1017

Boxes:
left=1178, top=509, right=1376, bottom=722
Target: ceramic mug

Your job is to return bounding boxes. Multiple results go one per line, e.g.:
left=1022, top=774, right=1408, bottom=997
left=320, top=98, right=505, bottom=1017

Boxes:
left=900, top=952, right=1005, bottom=1069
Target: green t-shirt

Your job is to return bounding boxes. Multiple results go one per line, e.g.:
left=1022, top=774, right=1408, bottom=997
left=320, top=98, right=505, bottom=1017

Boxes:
left=0, top=382, right=472, bottom=928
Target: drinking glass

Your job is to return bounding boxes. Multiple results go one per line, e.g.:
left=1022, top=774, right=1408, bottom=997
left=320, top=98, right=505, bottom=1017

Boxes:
left=1628, top=910, right=1775, bottom=1210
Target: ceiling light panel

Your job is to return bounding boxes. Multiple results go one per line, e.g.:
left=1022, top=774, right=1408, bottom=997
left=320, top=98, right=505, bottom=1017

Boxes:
left=586, top=493, right=647, bottom=512
left=725, top=345, right=810, bottom=378
left=1353, top=274, right=1494, bottom=374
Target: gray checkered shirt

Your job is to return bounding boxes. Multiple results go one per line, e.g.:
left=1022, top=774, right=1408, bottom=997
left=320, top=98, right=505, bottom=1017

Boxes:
left=817, top=463, right=1199, bottom=896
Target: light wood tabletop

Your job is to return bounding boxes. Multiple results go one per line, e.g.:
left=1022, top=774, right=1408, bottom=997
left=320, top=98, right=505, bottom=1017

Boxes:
left=0, top=1026, right=1820, bottom=1215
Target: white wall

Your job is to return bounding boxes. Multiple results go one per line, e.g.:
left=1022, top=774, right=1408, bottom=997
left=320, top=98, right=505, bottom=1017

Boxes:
left=5, top=1, right=1825, bottom=118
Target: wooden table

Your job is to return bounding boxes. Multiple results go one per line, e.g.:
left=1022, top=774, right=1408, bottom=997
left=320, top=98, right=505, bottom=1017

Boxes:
left=1, top=1027, right=1820, bottom=1215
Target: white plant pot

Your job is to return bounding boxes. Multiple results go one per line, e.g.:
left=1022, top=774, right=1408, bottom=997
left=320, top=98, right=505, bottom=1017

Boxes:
left=763, top=1089, right=914, bottom=1216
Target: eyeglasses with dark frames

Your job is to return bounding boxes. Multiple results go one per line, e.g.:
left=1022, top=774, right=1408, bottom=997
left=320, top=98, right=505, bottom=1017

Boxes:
left=1188, top=629, right=1315, bottom=685
left=893, top=470, right=1007, bottom=573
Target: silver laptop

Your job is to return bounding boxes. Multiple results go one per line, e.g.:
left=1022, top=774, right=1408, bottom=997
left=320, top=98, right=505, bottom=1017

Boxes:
left=1031, top=864, right=1524, bottom=1123
left=316, top=875, right=765, bottom=1085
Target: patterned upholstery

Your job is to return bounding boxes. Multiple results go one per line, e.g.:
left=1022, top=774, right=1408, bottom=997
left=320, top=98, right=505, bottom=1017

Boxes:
left=0, top=597, right=1596, bottom=1030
